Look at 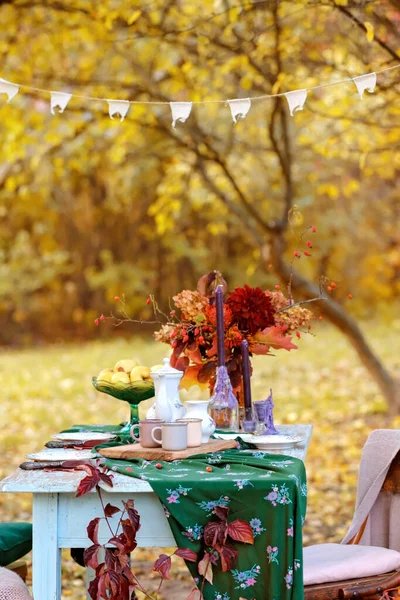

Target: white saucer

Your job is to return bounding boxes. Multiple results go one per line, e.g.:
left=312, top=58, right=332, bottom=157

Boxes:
left=26, top=449, right=94, bottom=462
left=51, top=432, right=116, bottom=442
left=241, top=434, right=303, bottom=450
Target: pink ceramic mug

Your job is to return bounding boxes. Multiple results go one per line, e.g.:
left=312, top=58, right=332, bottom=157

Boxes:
left=130, top=419, right=164, bottom=448
left=176, top=418, right=202, bottom=448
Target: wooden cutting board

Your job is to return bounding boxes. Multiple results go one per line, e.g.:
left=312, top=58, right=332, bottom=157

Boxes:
left=98, top=438, right=237, bottom=461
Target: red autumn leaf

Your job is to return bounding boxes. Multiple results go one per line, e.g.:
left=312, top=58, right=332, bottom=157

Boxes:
left=99, top=472, right=113, bottom=488
left=206, top=336, right=218, bottom=358
left=175, top=355, right=190, bottom=371
left=185, top=345, right=203, bottom=364
left=153, top=553, right=172, bottom=580
left=174, top=548, right=198, bottom=563
left=104, top=503, right=120, bottom=518
left=104, top=548, right=116, bottom=571
left=76, top=466, right=101, bottom=497
left=217, top=543, right=238, bottom=572
left=109, top=534, right=127, bottom=552
left=87, top=517, right=101, bottom=545
left=95, top=562, right=106, bottom=577
left=198, top=552, right=213, bottom=584
left=123, top=499, right=141, bottom=535
left=84, top=544, right=101, bottom=569
left=87, top=577, right=99, bottom=600
left=180, top=364, right=208, bottom=391
left=122, top=565, right=136, bottom=585
left=214, top=505, right=229, bottom=521
left=197, top=360, right=217, bottom=384
left=116, top=552, right=130, bottom=570
left=106, top=571, right=120, bottom=596
left=227, top=520, right=254, bottom=545
left=250, top=326, right=297, bottom=355
left=98, top=572, right=108, bottom=599
left=121, top=519, right=138, bottom=553
left=204, top=521, right=228, bottom=547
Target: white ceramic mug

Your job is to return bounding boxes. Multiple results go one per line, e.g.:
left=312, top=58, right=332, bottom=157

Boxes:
left=151, top=422, right=188, bottom=451
left=176, top=418, right=202, bottom=448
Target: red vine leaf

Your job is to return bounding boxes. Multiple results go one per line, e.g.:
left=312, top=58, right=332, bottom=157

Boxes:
left=83, top=544, right=101, bottom=569
left=174, top=548, right=198, bottom=563
left=76, top=465, right=101, bottom=497
left=251, top=326, right=297, bottom=354
left=204, top=521, right=227, bottom=547
left=106, top=571, right=120, bottom=596
left=217, top=543, right=238, bottom=572
left=108, top=534, right=127, bottom=552
left=87, top=577, right=99, bottom=600
left=153, top=553, right=172, bottom=579
left=198, top=552, right=213, bottom=584
left=99, top=472, right=113, bottom=488
left=104, top=548, right=116, bottom=571
left=123, top=499, right=141, bottom=535
left=214, top=506, right=229, bottom=521
left=116, top=552, right=130, bottom=570
left=104, top=503, right=120, bottom=518
left=227, top=520, right=254, bottom=545
left=121, top=519, right=138, bottom=553
left=87, top=517, right=101, bottom=545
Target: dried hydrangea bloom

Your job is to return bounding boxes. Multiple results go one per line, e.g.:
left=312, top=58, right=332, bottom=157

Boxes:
left=154, top=324, right=175, bottom=343
left=172, top=290, right=209, bottom=321
left=269, top=291, right=313, bottom=332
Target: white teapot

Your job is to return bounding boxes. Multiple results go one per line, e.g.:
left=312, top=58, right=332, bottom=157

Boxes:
left=146, top=358, right=186, bottom=422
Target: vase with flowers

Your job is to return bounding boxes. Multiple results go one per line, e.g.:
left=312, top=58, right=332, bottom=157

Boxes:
left=153, top=271, right=314, bottom=404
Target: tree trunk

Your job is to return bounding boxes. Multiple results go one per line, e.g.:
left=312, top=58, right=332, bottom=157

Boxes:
left=270, top=232, right=400, bottom=415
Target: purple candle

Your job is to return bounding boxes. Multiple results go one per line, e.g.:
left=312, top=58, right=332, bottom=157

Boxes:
left=241, top=340, right=252, bottom=411
left=216, top=285, right=225, bottom=367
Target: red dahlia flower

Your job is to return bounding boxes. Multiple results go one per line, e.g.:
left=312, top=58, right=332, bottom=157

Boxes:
left=226, top=285, right=275, bottom=335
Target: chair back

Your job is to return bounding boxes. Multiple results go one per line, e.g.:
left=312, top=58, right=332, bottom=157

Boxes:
left=382, top=450, right=400, bottom=494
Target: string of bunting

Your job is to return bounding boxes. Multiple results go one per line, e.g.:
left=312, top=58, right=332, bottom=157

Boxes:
left=0, top=64, right=399, bottom=127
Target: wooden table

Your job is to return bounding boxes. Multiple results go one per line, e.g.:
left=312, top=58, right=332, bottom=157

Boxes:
left=0, top=424, right=312, bottom=600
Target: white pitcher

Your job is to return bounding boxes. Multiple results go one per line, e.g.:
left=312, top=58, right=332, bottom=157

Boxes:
left=146, top=358, right=186, bottom=422
left=185, top=400, right=216, bottom=443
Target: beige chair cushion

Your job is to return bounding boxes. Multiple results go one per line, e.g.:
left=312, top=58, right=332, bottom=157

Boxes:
left=304, top=543, right=400, bottom=585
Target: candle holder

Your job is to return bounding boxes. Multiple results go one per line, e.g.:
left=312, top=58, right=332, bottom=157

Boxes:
left=209, top=366, right=239, bottom=430
left=254, top=389, right=279, bottom=435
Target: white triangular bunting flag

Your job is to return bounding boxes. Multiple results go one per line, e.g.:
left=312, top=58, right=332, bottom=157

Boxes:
left=170, top=102, right=192, bottom=128
left=284, top=89, right=307, bottom=116
left=227, top=98, right=251, bottom=124
left=353, top=72, right=376, bottom=99
left=50, top=91, right=71, bottom=115
left=0, top=78, right=19, bottom=102
left=107, top=100, right=130, bottom=122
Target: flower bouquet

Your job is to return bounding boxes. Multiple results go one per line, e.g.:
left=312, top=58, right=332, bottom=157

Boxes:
left=154, top=271, right=313, bottom=403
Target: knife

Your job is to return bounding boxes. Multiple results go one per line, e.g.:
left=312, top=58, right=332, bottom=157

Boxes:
left=20, top=459, right=92, bottom=470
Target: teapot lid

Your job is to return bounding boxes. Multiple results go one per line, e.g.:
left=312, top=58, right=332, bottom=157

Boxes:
left=151, top=357, right=183, bottom=378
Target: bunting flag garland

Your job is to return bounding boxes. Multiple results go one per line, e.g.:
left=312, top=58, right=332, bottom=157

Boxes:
left=0, top=64, right=398, bottom=126
left=170, top=101, right=192, bottom=127
left=50, top=91, right=72, bottom=115
left=353, top=72, right=377, bottom=99
left=227, top=98, right=251, bottom=123
left=107, top=99, right=130, bottom=121
left=284, top=89, right=308, bottom=116
left=0, top=78, right=19, bottom=103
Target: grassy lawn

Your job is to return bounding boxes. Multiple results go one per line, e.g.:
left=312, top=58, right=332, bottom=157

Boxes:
left=1, top=321, right=399, bottom=598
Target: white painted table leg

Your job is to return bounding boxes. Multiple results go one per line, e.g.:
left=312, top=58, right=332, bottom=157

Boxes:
left=32, top=493, right=61, bottom=600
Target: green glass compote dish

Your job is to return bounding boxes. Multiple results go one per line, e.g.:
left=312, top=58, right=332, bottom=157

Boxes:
left=92, top=377, right=155, bottom=436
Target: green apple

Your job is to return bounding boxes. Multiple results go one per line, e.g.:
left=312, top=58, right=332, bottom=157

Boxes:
left=130, top=366, right=151, bottom=381
left=114, top=359, right=138, bottom=373
left=97, top=368, right=114, bottom=384
left=111, top=371, right=130, bottom=388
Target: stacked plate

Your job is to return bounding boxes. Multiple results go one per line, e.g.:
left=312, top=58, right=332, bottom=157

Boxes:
left=51, top=432, right=116, bottom=443
left=215, top=432, right=303, bottom=451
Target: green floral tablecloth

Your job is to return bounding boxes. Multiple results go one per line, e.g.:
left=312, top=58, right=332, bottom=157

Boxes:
left=67, top=425, right=307, bottom=600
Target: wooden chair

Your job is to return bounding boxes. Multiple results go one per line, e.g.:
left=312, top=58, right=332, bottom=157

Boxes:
left=304, top=451, right=400, bottom=599
left=7, top=560, right=28, bottom=582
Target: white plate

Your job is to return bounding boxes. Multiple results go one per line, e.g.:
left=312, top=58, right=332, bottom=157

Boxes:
left=51, top=432, right=116, bottom=442
left=26, top=449, right=94, bottom=462
left=241, top=434, right=303, bottom=450
left=213, top=433, right=240, bottom=441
